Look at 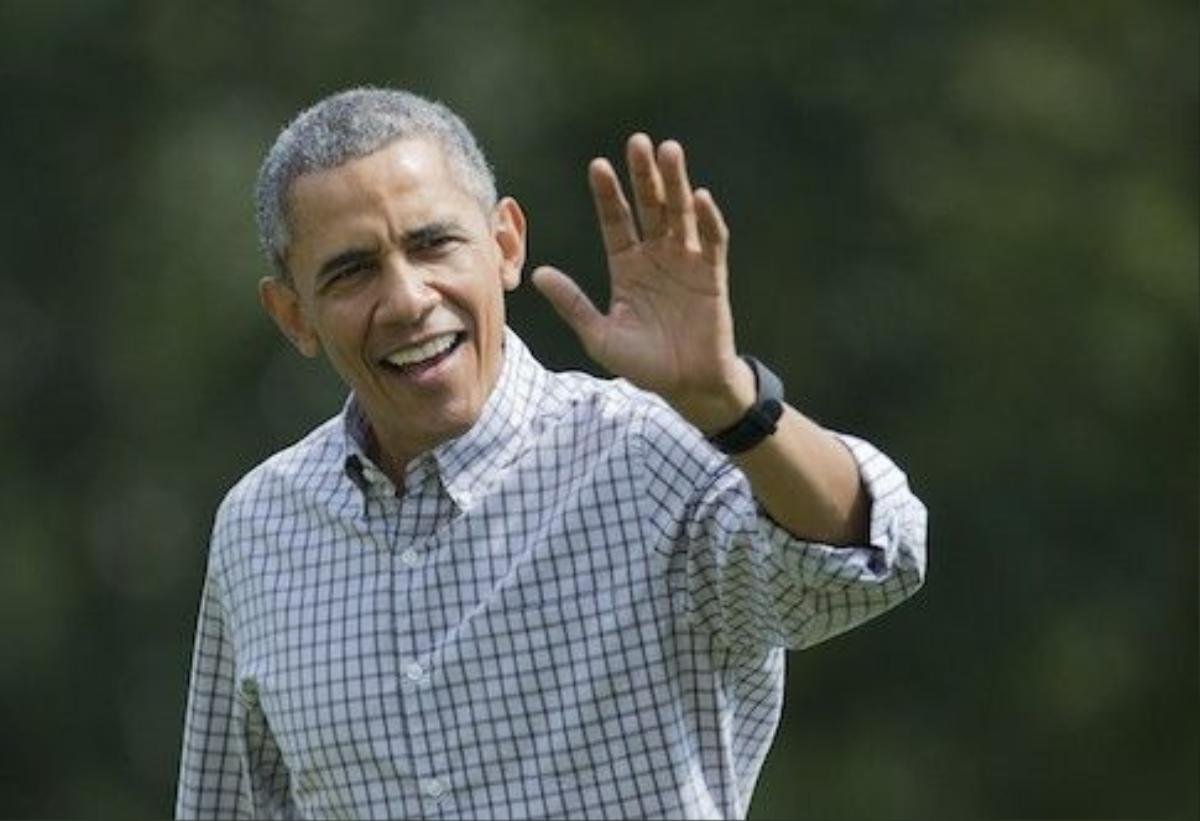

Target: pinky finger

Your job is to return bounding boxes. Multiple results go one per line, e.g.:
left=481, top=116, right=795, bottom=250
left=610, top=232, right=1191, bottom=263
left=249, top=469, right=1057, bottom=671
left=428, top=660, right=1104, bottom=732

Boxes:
left=694, top=188, right=729, bottom=264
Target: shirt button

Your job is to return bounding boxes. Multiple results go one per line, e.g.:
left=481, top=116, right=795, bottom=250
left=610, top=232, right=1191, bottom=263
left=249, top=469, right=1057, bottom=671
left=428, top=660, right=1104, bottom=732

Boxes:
left=458, top=490, right=474, bottom=508
left=422, top=776, right=447, bottom=798
left=404, top=661, right=426, bottom=682
left=400, top=548, right=419, bottom=566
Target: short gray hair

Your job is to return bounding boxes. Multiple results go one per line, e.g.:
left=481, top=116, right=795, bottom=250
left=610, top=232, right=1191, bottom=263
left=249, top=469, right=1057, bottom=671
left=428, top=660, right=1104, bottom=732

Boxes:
left=254, top=86, right=498, bottom=279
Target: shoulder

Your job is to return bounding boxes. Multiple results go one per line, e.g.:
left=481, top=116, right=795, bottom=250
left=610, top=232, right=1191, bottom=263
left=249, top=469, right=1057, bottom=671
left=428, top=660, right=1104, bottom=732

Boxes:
left=539, top=367, right=722, bottom=476
left=543, top=368, right=649, bottom=423
left=209, top=412, right=344, bottom=548
left=539, top=367, right=667, bottom=441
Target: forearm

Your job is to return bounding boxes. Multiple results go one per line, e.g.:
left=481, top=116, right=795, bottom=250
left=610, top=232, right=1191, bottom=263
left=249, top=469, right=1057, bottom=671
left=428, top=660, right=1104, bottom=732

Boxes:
left=730, top=404, right=869, bottom=545
left=671, top=360, right=869, bottom=547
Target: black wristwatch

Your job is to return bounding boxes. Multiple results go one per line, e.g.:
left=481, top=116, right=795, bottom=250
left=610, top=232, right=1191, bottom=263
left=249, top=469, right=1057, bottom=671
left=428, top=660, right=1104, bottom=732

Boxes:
left=705, top=356, right=785, bottom=455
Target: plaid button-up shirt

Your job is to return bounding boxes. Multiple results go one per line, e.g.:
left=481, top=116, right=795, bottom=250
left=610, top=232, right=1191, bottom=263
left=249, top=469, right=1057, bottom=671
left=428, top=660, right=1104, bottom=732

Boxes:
left=176, top=329, right=927, bottom=820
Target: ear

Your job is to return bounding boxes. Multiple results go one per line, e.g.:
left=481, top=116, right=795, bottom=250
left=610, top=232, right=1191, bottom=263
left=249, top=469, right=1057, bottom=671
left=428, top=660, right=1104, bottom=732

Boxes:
left=259, top=276, right=321, bottom=358
left=492, top=197, right=527, bottom=292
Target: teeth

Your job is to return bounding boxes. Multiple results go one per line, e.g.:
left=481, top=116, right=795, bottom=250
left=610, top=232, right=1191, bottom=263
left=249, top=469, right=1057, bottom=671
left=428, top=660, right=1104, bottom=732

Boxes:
left=385, top=333, right=458, bottom=368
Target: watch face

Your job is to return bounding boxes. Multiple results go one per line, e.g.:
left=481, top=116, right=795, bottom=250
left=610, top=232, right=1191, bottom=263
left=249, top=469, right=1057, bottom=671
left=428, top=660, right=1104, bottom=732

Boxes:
left=745, top=356, right=785, bottom=404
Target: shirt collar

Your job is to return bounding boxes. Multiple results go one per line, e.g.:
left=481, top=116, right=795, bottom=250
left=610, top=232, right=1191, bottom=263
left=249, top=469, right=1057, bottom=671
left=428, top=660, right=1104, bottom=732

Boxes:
left=432, top=327, right=546, bottom=509
left=339, top=327, right=547, bottom=509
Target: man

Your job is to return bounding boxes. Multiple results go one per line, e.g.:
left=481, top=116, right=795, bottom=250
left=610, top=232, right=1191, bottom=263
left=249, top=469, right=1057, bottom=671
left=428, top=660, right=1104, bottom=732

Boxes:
left=176, top=87, right=926, bottom=820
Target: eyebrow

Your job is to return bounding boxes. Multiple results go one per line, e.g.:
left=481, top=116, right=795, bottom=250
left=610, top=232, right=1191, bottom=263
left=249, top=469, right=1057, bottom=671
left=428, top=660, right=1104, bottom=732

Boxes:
left=404, top=220, right=464, bottom=248
left=314, top=220, right=466, bottom=283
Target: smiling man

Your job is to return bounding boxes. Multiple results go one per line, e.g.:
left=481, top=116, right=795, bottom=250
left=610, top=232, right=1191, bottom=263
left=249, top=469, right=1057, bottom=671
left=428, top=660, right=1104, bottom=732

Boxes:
left=258, top=134, right=525, bottom=483
left=176, top=87, right=927, bottom=820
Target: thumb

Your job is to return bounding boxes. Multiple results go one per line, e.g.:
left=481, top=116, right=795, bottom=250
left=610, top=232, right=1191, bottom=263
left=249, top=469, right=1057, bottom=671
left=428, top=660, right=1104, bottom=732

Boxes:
left=531, top=266, right=605, bottom=352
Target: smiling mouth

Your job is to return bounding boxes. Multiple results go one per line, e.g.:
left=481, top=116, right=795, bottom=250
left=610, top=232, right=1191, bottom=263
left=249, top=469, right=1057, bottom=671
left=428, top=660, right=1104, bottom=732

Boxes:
left=380, top=331, right=465, bottom=376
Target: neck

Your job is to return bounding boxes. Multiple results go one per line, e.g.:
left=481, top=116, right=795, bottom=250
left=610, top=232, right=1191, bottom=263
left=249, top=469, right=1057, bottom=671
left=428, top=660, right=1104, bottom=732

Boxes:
left=365, top=425, right=421, bottom=493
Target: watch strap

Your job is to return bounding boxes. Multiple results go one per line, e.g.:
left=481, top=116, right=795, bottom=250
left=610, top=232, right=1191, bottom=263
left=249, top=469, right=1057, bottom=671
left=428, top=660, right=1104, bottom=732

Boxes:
left=705, top=356, right=785, bottom=455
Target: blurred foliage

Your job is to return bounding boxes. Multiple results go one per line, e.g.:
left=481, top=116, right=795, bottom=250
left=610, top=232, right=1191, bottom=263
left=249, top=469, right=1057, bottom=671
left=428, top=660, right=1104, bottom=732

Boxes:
left=0, top=0, right=1195, bottom=817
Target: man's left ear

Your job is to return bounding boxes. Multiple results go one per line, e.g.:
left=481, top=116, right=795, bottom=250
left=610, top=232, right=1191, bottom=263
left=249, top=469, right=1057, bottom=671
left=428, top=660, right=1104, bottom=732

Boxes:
left=492, top=197, right=527, bottom=292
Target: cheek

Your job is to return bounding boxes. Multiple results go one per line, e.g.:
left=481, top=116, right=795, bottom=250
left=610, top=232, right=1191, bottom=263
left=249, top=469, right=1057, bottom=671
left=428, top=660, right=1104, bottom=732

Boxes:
left=477, top=272, right=509, bottom=322
left=317, top=298, right=368, bottom=340
left=449, top=271, right=507, bottom=334
left=313, top=306, right=372, bottom=369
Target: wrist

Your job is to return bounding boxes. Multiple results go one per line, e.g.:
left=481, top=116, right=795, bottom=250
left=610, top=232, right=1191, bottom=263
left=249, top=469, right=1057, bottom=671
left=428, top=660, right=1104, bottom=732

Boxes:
left=704, top=356, right=786, bottom=455
left=670, top=359, right=757, bottom=436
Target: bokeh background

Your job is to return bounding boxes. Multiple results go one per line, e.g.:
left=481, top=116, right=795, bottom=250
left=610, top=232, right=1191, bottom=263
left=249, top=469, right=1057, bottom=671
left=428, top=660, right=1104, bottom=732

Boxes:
left=1, top=1, right=1195, bottom=817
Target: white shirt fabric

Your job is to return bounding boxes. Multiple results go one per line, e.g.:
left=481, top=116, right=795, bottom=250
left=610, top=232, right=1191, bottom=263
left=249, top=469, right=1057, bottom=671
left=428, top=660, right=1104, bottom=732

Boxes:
left=175, top=328, right=927, bottom=820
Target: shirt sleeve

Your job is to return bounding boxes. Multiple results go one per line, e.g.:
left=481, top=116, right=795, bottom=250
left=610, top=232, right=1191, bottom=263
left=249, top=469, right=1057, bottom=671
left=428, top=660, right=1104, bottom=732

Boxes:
left=639, top=405, right=928, bottom=657
left=175, top=556, right=295, bottom=819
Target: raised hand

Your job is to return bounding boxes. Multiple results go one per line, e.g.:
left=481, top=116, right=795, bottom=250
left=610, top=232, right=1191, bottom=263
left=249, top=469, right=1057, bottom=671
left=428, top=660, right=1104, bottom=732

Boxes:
left=531, top=134, right=755, bottom=434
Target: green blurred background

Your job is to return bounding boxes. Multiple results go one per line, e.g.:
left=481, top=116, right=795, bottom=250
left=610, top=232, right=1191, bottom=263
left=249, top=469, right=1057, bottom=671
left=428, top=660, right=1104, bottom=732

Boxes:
left=1, top=1, right=1195, bottom=817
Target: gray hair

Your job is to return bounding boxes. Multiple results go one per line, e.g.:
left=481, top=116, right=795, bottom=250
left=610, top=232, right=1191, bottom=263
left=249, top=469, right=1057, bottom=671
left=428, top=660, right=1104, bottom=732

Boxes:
left=254, top=86, right=498, bottom=279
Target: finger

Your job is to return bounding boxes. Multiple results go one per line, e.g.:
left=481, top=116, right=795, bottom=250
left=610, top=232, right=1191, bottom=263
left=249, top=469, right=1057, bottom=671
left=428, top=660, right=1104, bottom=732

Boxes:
left=530, top=266, right=605, bottom=353
left=588, top=158, right=639, bottom=256
left=694, top=188, right=729, bottom=266
left=626, top=132, right=666, bottom=239
left=657, top=140, right=699, bottom=249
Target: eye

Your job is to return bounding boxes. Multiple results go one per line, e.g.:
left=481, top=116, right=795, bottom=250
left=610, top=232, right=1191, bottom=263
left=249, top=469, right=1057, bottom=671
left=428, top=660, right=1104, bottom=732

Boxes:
left=320, top=258, right=376, bottom=292
left=414, top=234, right=461, bottom=255
left=339, top=259, right=373, bottom=276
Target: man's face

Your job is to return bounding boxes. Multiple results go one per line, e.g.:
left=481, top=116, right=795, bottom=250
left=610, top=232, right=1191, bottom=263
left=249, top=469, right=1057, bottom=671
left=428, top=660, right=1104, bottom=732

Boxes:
left=260, top=137, right=526, bottom=465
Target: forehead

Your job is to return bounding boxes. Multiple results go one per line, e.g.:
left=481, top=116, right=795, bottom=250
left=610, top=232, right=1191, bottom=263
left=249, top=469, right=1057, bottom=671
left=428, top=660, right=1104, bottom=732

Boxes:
left=285, top=138, right=483, bottom=258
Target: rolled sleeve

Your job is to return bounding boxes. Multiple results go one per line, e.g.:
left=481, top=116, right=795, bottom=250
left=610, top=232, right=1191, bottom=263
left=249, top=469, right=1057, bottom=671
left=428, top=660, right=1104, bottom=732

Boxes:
left=639, top=402, right=927, bottom=657
left=754, top=432, right=928, bottom=649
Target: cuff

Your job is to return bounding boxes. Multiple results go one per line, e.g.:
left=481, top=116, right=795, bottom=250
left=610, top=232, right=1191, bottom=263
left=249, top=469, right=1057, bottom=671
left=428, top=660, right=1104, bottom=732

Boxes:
left=835, top=432, right=924, bottom=568
left=755, top=432, right=926, bottom=583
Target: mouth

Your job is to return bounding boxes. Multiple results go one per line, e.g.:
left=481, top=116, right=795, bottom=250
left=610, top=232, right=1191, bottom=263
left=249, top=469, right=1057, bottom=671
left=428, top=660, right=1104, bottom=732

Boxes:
left=379, top=331, right=466, bottom=378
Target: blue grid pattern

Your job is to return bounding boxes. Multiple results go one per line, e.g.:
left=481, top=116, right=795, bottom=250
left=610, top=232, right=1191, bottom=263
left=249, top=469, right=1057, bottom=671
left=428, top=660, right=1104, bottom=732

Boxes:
left=176, top=329, right=927, bottom=820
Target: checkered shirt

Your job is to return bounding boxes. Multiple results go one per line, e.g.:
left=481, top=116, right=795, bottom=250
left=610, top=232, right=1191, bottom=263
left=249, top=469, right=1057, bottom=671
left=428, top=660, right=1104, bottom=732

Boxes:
left=175, top=328, right=927, bottom=820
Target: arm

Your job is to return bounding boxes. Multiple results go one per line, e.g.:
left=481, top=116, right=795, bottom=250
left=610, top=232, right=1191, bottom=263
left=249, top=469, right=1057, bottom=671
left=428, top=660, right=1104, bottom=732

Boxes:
left=730, top=404, right=869, bottom=546
left=176, top=566, right=294, bottom=819
left=638, top=409, right=926, bottom=653
left=532, top=134, right=866, bottom=545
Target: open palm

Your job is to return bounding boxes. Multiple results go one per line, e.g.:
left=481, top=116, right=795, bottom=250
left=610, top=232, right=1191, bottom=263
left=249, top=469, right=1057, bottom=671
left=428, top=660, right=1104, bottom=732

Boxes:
left=533, top=134, right=753, bottom=432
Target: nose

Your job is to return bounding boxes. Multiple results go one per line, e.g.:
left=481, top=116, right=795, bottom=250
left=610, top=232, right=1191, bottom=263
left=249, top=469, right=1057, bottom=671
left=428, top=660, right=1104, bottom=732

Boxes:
left=374, top=256, right=439, bottom=326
